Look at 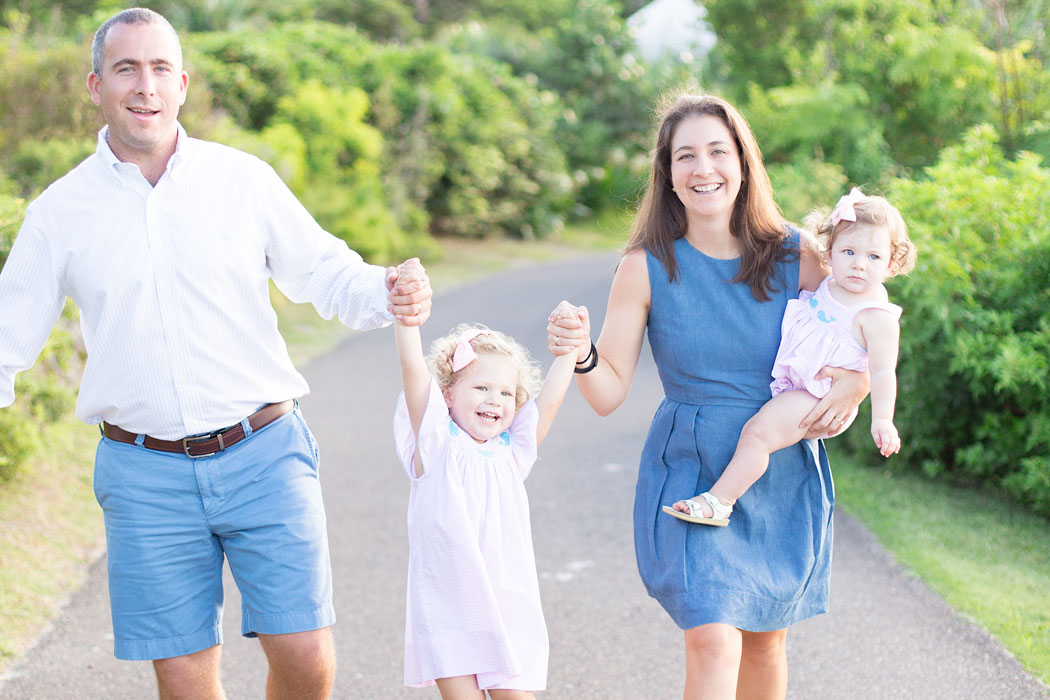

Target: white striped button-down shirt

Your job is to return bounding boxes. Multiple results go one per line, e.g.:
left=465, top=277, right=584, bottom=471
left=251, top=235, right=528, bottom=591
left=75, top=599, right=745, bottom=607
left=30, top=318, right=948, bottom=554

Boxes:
left=0, top=125, right=392, bottom=439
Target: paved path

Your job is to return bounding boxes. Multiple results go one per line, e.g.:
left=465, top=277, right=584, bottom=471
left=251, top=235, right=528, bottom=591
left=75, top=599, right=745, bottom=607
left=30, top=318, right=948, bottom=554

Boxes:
left=2, top=253, right=1047, bottom=699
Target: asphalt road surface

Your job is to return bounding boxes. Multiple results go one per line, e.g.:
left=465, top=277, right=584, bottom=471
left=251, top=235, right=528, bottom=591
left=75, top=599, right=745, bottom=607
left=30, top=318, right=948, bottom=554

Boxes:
left=2, top=252, right=1046, bottom=699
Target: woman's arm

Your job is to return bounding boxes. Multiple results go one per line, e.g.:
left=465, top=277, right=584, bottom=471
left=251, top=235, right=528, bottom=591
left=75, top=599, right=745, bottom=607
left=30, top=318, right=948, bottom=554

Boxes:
left=858, top=308, right=902, bottom=456
left=798, top=229, right=828, bottom=293
left=547, top=249, right=650, bottom=416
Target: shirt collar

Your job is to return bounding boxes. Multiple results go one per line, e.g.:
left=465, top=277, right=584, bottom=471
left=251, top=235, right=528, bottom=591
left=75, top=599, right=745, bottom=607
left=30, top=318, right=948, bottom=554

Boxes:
left=95, top=123, right=190, bottom=184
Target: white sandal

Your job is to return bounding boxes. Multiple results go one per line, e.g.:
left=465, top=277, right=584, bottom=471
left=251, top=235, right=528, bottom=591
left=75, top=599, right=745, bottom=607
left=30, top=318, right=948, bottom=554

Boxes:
left=662, top=492, right=732, bottom=526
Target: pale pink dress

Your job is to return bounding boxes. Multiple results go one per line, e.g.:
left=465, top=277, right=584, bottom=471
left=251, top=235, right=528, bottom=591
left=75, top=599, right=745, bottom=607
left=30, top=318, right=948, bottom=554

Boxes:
left=393, top=377, right=548, bottom=690
left=771, top=276, right=902, bottom=398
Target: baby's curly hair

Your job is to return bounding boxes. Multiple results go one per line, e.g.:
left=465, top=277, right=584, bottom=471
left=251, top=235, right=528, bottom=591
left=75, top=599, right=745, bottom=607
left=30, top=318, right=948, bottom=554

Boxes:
left=427, top=323, right=542, bottom=410
left=806, top=190, right=917, bottom=278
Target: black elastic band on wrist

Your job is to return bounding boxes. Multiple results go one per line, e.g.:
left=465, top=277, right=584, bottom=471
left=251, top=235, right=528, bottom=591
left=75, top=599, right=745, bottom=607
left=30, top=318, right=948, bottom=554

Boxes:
left=574, top=342, right=599, bottom=374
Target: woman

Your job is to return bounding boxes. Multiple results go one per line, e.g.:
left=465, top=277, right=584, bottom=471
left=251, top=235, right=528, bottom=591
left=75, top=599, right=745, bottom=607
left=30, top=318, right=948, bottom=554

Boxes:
left=547, top=94, right=868, bottom=699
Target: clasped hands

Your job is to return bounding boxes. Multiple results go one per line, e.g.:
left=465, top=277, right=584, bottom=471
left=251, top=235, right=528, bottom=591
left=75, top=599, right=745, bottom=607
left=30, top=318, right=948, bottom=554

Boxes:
left=546, top=300, right=592, bottom=362
left=387, top=258, right=432, bottom=326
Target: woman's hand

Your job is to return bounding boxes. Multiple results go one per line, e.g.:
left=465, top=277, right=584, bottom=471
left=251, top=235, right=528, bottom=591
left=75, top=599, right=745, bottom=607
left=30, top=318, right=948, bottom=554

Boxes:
left=799, top=366, right=870, bottom=439
left=547, top=300, right=591, bottom=361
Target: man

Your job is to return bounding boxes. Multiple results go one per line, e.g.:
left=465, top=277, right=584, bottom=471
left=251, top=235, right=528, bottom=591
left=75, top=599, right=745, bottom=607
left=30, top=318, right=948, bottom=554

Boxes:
left=0, top=8, right=431, bottom=699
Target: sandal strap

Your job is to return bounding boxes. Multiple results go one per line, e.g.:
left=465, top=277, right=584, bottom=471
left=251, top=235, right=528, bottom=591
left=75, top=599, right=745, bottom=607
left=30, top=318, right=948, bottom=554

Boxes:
left=699, top=492, right=733, bottom=520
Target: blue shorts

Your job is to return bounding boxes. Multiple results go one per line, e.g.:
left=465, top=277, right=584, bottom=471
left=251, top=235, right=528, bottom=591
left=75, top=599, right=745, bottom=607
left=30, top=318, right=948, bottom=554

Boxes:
left=93, top=406, right=335, bottom=660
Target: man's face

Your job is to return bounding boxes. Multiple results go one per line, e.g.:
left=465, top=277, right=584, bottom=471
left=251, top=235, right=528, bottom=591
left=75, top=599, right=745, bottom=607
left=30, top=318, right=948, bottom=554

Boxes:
left=87, top=21, right=188, bottom=164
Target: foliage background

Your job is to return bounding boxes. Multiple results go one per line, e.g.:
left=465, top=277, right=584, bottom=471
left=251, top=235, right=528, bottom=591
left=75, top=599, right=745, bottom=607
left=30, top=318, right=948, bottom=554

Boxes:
left=0, top=0, right=1048, bottom=525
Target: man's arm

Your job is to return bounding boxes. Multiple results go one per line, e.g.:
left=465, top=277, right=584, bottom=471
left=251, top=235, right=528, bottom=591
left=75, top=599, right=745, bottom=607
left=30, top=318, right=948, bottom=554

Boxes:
left=0, top=211, right=66, bottom=407
left=258, top=163, right=399, bottom=331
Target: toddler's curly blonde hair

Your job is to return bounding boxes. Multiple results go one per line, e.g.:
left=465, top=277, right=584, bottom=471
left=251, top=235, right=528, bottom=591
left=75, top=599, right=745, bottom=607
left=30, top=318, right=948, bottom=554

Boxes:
left=427, top=323, right=542, bottom=410
left=806, top=191, right=917, bottom=278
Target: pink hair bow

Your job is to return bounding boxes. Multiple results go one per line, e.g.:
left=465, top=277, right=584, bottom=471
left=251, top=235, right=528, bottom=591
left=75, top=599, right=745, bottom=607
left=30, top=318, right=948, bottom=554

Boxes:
left=451, top=329, right=488, bottom=372
left=830, top=187, right=865, bottom=226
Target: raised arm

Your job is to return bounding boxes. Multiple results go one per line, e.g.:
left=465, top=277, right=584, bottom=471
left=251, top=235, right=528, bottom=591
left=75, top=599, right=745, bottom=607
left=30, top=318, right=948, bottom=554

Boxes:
left=392, top=261, right=431, bottom=477
left=534, top=336, right=580, bottom=446
left=547, top=249, right=650, bottom=416
left=857, top=308, right=902, bottom=456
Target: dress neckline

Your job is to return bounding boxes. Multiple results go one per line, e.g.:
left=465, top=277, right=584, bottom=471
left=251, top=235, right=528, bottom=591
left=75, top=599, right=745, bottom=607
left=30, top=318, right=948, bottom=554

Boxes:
left=678, top=236, right=741, bottom=263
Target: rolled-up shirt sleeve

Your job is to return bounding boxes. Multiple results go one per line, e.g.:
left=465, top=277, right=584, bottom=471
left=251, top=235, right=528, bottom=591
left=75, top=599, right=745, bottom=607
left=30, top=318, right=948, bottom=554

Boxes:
left=259, top=163, right=393, bottom=331
left=0, top=210, right=66, bottom=407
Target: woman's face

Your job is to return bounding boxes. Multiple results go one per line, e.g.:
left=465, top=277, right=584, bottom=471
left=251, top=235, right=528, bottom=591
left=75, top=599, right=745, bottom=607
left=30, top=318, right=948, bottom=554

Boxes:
left=669, top=114, right=742, bottom=229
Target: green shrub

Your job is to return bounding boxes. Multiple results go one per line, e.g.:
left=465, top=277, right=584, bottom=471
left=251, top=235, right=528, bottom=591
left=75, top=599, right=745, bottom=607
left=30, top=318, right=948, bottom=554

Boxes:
left=841, top=125, right=1050, bottom=516
left=8, top=137, right=94, bottom=197
left=343, top=40, right=573, bottom=239
left=190, top=23, right=573, bottom=241
left=440, top=0, right=658, bottom=213
left=0, top=24, right=98, bottom=171
left=766, top=155, right=848, bottom=225
left=0, top=192, right=27, bottom=269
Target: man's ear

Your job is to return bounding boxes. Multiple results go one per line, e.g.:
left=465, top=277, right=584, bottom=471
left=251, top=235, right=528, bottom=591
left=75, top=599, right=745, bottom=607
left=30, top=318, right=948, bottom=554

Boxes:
left=177, top=70, right=188, bottom=106
left=87, top=71, right=102, bottom=106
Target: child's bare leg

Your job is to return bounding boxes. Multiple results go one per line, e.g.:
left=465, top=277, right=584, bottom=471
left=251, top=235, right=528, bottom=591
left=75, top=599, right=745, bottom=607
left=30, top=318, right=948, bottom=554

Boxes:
left=436, top=675, right=486, bottom=700
left=489, top=690, right=535, bottom=699
left=674, top=390, right=819, bottom=517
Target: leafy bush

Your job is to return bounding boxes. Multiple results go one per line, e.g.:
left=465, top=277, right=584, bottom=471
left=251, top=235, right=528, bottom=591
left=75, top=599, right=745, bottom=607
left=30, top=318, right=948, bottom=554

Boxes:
left=841, top=125, right=1050, bottom=515
left=765, top=154, right=847, bottom=225
left=745, top=81, right=895, bottom=188
left=0, top=23, right=98, bottom=175
left=359, top=44, right=572, bottom=239
left=190, top=23, right=573, bottom=241
left=708, top=0, right=999, bottom=176
left=8, top=137, right=94, bottom=197
left=439, top=0, right=658, bottom=213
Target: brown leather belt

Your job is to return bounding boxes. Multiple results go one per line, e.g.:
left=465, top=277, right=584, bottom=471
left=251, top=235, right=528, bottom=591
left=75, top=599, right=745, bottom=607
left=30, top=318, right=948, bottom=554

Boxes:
left=101, top=400, right=296, bottom=458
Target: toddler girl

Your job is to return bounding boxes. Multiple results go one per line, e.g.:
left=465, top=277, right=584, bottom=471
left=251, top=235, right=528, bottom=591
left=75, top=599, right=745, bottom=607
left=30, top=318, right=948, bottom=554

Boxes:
left=665, top=188, right=917, bottom=526
left=392, top=260, right=577, bottom=698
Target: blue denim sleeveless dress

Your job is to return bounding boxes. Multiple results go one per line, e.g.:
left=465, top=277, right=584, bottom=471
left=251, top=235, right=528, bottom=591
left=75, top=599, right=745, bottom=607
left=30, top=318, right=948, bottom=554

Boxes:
left=637, top=232, right=834, bottom=632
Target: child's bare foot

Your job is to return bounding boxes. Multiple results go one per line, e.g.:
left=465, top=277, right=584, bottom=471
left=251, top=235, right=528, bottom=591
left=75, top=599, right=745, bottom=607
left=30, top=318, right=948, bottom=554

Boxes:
left=662, top=492, right=734, bottom=526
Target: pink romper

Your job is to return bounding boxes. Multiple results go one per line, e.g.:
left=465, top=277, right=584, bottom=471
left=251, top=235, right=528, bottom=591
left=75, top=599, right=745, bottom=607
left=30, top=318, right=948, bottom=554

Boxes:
left=771, top=276, right=901, bottom=398
left=393, top=377, right=547, bottom=690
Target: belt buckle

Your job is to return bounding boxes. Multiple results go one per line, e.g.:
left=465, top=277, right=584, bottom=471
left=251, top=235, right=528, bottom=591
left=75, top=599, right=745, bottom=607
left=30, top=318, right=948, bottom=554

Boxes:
left=182, top=429, right=228, bottom=459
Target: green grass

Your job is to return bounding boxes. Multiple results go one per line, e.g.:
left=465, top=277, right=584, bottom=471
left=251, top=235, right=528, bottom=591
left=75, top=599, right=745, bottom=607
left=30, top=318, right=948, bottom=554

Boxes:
left=0, top=416, right=101, bottom=667
left=831, top=445, right=1050, bottom=686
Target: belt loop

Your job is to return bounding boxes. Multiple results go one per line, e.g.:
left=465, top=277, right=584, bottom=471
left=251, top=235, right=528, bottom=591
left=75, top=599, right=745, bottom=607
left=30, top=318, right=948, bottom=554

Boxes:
left=134, top=433, right=146, bottom=447
left=241, top=416, right=253, bottom=438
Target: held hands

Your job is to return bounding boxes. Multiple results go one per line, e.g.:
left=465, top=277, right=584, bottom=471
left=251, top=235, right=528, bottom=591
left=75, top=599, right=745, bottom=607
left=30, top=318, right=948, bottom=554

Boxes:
left=547, top=300, right=591, bottom=361
left=871, top=418, right=901, bottom=457
left=386, top=258, right=432, bottom=327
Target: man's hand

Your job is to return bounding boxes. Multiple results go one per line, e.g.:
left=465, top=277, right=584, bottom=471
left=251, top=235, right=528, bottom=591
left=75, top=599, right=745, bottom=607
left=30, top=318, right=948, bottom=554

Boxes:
left=387, top=258, right=432, bottom=327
